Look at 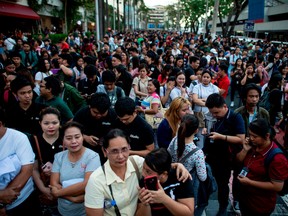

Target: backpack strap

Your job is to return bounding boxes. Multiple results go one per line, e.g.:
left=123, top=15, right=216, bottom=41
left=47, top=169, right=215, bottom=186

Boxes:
left=264, top=147, right=283, bottom=168
left=179, top=148, right=200, bottom=164
left=34, top=135, right=44, bottom=166
left=116, top=86, right=122, bottom=99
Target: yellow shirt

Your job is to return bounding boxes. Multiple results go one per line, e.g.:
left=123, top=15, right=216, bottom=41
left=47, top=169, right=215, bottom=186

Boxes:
left=85, top=155, right=144, bottom=216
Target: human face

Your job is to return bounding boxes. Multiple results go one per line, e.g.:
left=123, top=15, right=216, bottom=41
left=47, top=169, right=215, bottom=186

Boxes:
left=147, top=81, right=156, bottom=94
left=236, top=59, right=242, bottom=66
left=118, top=113, right=136, bottom=125
left=16, top=85, right=33, bottom=105
left=246, top=89, right=259, bottom=107
left=12, top=57, right=21, bottom=66
left=202, top=73, right=212, bottom=85
left=142, top=162, right=159, bottom=178
left=176, top=59, right=184, bottom=68
left=5, top=64, right=16, bottom=73
left=246, top=65, right=254, bottom=74
left=139, top=68, right=148, bottom=78
left=112, top=57, right=121, bottom=67
left=104, top=136, right=130, bottom=170
left=248, top=129, right=267, bottom=147
left=178, top=102, right=191, bottom=119
left=44, top=60, right=50, bottom=70
left=23, top=44, right=30, bottom=52
left=77, top=58, right=84, bottom=67
left=39, top=80, right=50, bottom=97
left=40, top=114, right=60, bottom=137
left=192, top=60, right=200, bottom=69
left=208, top=105, right=228, bottom=119
left=90, top=107, right=108, bottom=120
left=104, top=81, right=115, bottom=92
left=63, top=127, right=84, bottom=152
left=176, top=74, right=185, bottom=87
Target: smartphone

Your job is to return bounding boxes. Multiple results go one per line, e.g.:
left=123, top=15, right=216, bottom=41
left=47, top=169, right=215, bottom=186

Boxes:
left=144, top=175, right=158, bottom=191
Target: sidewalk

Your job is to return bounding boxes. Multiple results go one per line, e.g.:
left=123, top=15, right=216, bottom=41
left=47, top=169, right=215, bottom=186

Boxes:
left=204, top=192, right=288, bottom=216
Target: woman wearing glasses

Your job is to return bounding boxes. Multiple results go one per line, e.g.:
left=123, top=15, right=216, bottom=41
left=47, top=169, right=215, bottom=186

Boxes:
left=50, top=121, right=101, bottom=216
left=85, top=129, right=191, bottom=216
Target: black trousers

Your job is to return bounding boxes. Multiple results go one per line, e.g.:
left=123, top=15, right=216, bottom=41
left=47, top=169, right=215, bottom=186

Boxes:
left=6, top=190, right=42, bottom=216
left=207, top=159, right=231, bottom=210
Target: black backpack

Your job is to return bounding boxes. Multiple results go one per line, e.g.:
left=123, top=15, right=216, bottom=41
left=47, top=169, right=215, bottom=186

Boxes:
left=264, top=146, right=288, bottom=196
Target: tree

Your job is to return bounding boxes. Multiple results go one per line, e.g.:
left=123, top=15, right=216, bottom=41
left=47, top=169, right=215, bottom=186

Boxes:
left=218, top=0, right=248, bottom=37
left=138, top=3, right=150, bottom=30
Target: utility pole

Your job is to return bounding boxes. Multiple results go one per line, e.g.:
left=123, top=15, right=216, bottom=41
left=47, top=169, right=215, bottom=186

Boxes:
left=210, top=0, right=219, bottom=40
left=95, top=0, right=100, bottom=42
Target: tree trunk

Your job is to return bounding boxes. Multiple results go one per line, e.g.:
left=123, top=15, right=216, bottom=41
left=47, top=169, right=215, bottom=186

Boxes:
left=106, top=0, right=109, bottom=30
left=117, top=0, right=120, bottom=31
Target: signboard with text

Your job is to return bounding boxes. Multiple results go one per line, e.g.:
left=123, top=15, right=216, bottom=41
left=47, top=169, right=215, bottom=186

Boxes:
left=244, top=21, right=254, bottom=32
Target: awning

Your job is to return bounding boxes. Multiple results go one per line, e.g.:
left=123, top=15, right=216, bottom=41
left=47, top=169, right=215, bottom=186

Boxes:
left=0, top=2, right=40, bottom=20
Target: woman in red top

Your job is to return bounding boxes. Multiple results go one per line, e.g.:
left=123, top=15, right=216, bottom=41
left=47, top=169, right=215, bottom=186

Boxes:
left=236, top=118, right=288, bottom=216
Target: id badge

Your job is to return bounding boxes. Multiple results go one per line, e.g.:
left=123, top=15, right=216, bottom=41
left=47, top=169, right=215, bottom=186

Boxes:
left=239, top=167, right=249, bottom=177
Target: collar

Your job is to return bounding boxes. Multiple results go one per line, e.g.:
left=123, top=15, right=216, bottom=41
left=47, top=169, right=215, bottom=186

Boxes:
left=104, top=157, right=137, bottom=185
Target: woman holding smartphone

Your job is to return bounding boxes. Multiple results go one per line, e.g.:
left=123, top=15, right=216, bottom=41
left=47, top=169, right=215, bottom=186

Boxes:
left=236, top=118, right=288, bottom=216
left=137, top=148, right=194, bottom=216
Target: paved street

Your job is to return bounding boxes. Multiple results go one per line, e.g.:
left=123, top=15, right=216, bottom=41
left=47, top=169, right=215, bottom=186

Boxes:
left=202, top=89, right=288, bottom=216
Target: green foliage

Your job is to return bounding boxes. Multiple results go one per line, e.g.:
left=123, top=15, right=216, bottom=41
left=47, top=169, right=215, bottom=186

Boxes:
left=48, top=34, right=68, bottom=44
left=28, top=0, right=48, bottom=11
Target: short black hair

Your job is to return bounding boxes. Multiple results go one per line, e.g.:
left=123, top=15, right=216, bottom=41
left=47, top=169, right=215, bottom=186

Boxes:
left=114, top=96, right=136, bottom=117
left=241, top=83, right=261, bottom=102
left=145, top=148, right=172, bottom=174
left=189, top=56, right=199, bottom=64
left=44, top=75, right=61, bottom=96
left=83, top=56, right=97, bottom=65
left=102, top=70, right=116, bottom=83
left=84, top=64, right=98, bottom=78
left=102, top=128, right=130, bottom=149
left=10, top=75, right=33, bottom=94
left=62, top=121, right=84, bottom=135
left=39, top=107, right=61, bottom=122
left=89, top=92, right=111, bottom=113
left=219, top=63, right=228, bottom=73
left=112, top=53, right=122, bottom=62
left=205, top=93, right=225, bottom=108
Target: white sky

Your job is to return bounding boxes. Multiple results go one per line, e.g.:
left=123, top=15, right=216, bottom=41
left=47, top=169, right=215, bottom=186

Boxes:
left=144, top=0, right=177, bottom=7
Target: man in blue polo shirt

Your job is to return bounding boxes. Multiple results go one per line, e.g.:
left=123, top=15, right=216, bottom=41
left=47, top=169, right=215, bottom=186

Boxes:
left=204, top=93, right=245, bottom=216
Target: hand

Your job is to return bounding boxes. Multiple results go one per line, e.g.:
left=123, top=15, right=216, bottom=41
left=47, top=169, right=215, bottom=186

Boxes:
left=138, top=186, right=152, bottom=205
left=135, top=106, right=144, bottom=113
left=208, top=132, right=222, bottom=140
left=49, top=185, right=61, bottom=198
left=0, top=186, right=20, bottom=204
left=237, top=175, right=251, bottom=185
left=148, top=181, right=168, bottom=204
left=174, top=163, right=192, bottom=182
left=243, top=137, right=253, bottom=152
left=42, top=161, right=53, bottom=176
left=202, top=128, right=208, bottom=135
left=84, top=135, right=99, bottom=146
left=42, top=187, right=54, bottom=200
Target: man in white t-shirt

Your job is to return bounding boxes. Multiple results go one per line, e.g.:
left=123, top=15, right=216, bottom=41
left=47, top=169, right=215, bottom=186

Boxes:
left=0, top=108, right=42, bottom=215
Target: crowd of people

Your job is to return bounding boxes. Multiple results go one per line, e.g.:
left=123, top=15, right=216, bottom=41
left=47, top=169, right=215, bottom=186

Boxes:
left=0, top=29, right=288, bottom=216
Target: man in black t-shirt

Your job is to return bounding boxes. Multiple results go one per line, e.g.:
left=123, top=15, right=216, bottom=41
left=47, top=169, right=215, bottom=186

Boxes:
left=73, top=92, right=117, bottom=164
left=114, top=97, right=155, bottom=157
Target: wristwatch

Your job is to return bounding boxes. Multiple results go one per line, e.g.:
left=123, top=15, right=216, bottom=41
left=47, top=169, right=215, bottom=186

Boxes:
left=0, top=203, right=6, bottom=209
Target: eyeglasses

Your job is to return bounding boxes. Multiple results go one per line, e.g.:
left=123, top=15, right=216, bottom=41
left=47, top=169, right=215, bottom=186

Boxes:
left=105, top=146, right=130, bottom=156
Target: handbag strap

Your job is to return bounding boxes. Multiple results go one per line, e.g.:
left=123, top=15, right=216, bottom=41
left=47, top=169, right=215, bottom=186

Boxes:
left=179, top=147, right=200, bottom=164
left=34, top=135, right=44, bottom=166
left=129, top=156, right=140, bottom=180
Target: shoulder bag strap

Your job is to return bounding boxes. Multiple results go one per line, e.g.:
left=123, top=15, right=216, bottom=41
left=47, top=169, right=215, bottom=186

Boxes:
left=179, top=147, right=200, bottom=164
left=102, top=165, right=122, bottom=216
left=34, top=135, right=44, bottom=166
left=129, top=156, right=140, bottom=180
